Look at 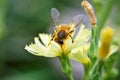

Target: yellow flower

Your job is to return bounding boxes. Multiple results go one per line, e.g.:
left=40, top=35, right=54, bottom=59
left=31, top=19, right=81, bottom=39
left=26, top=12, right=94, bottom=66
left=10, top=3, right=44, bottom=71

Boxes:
left=25, top=34, right=62, bottom=57
left=98, top=27, right=118, bottom=60
left=25, top=25, right=91, bottom=64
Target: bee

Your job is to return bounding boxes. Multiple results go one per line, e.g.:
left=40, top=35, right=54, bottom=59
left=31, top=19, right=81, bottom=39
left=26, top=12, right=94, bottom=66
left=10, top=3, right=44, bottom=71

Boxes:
left=50, top=8, right=84, bottom=45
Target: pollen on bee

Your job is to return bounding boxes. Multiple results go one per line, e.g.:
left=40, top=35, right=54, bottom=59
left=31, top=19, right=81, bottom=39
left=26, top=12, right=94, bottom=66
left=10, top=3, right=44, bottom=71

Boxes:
left=61, top=43, right=66, bottom=51
left=81, top=0, right=97, bottom=26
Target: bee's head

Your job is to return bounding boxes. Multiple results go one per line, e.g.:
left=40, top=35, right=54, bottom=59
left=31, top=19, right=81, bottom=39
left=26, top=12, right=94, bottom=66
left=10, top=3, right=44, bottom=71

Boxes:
left=58, top=30, right=66, bottom=39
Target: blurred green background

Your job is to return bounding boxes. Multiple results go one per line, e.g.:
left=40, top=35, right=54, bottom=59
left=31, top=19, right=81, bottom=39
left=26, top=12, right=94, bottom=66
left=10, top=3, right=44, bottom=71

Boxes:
left=0, top=0, right=120, bottom=80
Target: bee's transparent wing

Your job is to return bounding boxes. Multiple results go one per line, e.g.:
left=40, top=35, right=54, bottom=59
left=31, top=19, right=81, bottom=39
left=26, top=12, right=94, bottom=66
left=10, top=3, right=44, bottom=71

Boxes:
left=72, top=15, right=85, bottom=28
left=51, top=8, right=60, bottom=26
left=71, top=15, right=85, bottom=38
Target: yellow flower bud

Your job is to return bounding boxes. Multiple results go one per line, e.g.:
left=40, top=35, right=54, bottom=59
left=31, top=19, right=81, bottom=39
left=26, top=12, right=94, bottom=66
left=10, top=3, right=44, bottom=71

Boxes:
left=101, top=27, right=114, bottom=44
left=98, top=27, right=114, bottom=60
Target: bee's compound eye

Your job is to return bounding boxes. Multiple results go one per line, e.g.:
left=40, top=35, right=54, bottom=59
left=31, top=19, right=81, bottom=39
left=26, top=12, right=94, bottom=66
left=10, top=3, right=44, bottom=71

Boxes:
left=58, top=39, right=63, bottom=44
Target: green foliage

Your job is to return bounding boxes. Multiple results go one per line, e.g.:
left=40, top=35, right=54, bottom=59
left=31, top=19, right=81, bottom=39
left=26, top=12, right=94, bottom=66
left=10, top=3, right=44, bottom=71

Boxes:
left=59, top=53, right=73, bottom=80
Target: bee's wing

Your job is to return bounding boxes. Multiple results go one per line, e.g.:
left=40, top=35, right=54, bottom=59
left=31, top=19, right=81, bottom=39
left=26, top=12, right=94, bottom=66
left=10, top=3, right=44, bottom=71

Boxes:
left=51, top=8, right=60, bottom=26
left=71, top=15, right=85, bottom=38
left=71, top=15, right=85, bottom=29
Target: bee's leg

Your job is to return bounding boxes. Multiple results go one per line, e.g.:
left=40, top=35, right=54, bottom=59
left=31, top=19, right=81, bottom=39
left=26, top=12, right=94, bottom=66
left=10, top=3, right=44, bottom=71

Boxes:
left=51, top=34, right=55, bottom=41
left=48, top=42, right=51, bottom=46
left=48, top=34, right=55, bottom=46
left=69, top=35, right=74, bottom=43
left=68, top=30, right=74, bottom=43
left=69, top=30, right=74, bottom=34
left=54, top=27, right=57, bottom=31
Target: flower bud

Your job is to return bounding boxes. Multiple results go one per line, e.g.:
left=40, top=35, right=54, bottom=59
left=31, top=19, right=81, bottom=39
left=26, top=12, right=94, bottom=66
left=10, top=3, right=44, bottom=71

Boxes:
left=98, top=27, right=114, bottom=60
left=81, top=0, right=97, bottom=26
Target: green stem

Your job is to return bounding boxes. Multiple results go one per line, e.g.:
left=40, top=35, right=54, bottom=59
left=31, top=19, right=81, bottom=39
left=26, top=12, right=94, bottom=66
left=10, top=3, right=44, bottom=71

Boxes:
left=59, top=53, right=74, bottom=80
left=92, top=26, right=98, bottom=55
left=89, top=60, right=104, bottom=80
left=89, top=25, right=98, bottom=60
left=89, top=60, right=99, bottom=80
left=97, top=0, right=116, bottom=36
left=84, top=64, right=90, bottom=80
left=87, top=0, right=115, bottom=79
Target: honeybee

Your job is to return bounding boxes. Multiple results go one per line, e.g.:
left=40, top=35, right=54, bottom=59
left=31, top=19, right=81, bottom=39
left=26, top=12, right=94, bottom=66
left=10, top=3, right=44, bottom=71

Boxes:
left=50, top=8, right=84, bottom=45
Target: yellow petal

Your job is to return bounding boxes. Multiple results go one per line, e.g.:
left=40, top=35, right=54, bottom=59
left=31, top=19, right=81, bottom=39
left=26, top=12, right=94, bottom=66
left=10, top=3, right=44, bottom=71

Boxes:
left=74, top=24, right=91, bottom=47
left=100, top=27, right=114, bottom=44
left=34, top=37, right=47, bottom=49
left=106, top=44, right=118, bottom=59
left=62, top=38, right=73, bottom=54
left=39, top=33, right=51, bottom=46
left=48, top=41, right=62, bottom=56
left=25, top=43, right=47, bottom=56
left=25, top=37, right=60, bottom=57
left=69, top=45, right=91, bottom=64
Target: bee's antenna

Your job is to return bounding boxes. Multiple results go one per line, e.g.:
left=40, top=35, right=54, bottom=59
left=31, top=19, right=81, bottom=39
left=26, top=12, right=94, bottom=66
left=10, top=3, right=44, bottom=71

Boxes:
left=51, top=8, right=60, bottom=26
